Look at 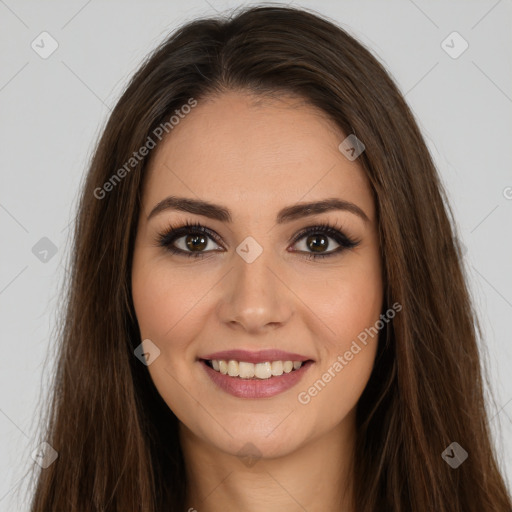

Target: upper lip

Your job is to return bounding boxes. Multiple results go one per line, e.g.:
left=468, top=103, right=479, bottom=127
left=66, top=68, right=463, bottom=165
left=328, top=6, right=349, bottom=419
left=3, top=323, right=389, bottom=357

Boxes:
left=200, top=349, right=313, bottom=364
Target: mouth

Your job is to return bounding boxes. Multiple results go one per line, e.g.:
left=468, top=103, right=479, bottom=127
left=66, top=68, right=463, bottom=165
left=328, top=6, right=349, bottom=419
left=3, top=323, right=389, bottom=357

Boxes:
left=198, top=355, right=314, bottom=399
left=202, top=358, right=311, bottom=379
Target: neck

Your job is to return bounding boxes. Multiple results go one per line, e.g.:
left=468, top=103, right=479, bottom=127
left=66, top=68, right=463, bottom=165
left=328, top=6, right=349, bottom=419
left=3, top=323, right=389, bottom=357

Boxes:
left=179, top=409, right=356, bottom=512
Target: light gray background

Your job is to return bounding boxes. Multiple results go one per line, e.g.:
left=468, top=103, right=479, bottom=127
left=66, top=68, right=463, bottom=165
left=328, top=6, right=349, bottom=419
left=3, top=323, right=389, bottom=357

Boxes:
left=1, top=0, right=511, bottom=509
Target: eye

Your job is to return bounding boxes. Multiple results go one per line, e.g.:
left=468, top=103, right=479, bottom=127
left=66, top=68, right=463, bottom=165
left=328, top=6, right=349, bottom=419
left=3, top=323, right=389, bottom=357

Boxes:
left=154, top=220, right=360, bottom=260
left=289, top=222, right=361, bottom=259
left=154, top=221, right=223, bottom=259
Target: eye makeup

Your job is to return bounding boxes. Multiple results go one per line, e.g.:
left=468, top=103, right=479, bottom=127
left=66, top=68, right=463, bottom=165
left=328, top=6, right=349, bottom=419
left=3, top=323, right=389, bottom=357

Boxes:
left=153, top=219, right=361, bottom=260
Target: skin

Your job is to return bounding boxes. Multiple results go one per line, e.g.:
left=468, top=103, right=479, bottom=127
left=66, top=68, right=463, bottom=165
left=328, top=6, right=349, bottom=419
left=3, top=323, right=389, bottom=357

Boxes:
left=131, top=90, right=383, bottom=512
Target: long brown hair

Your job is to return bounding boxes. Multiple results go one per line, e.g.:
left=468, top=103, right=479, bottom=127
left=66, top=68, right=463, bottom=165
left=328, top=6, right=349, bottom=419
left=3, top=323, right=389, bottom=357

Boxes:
left=27, top=4, right=511, bottom=511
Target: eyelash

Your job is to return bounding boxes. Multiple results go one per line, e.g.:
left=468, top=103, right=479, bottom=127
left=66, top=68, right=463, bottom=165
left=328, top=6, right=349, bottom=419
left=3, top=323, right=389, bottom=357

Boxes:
left=153, top=220, right=361, bottom=260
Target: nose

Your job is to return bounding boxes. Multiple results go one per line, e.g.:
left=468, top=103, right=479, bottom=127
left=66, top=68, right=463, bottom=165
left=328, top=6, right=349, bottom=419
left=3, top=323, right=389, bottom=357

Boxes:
left=216, top=247, right=294, bottom=334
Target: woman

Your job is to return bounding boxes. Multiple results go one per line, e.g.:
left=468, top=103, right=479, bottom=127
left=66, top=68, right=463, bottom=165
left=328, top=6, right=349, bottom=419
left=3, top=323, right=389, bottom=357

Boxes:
left=28, top=4, right=512, bottom=511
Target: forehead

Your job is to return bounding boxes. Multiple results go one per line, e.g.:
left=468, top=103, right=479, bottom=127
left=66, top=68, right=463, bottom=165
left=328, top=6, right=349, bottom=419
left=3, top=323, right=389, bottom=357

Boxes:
left=142, top=91, right=374, bottom=222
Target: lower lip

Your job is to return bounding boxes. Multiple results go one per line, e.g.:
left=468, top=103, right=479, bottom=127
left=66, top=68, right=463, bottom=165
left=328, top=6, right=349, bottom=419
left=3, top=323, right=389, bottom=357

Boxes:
left=199, top=360, right=313, bottom=399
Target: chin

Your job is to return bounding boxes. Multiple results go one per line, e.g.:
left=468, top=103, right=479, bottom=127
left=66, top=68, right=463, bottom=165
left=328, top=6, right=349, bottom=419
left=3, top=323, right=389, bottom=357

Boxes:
left=203, top=416, right=311, bottom=461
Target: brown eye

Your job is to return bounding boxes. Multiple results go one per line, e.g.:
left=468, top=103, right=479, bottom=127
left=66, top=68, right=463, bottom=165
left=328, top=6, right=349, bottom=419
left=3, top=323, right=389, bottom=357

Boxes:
left=156, top=221, right=360, bottom=260
left=289, top=223, right=360, bottom=260
left=183, top=233, right=209, bottom=252
left=156, top=222, right=223, bottom=258
left=166, top=231, right=221, bottom=256
left=295, top=233, right=340, bottom=254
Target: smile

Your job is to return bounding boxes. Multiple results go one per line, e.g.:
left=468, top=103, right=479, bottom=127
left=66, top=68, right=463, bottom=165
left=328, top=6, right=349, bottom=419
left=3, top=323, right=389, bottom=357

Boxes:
left=199, top=358, right=314, bottom=399
left=206, top=359, right=303, bottom=379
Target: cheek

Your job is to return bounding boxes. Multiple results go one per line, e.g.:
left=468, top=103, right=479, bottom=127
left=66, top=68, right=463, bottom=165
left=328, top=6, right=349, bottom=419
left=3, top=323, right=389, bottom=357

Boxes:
left=298, top=253, right=383, bottom=353
left=132, top=259, right=201, bottom=343
left=131, top=256, right=219, bottom=378
left=131, top=260, right=205, bottom=414
left=334, top=276, right=382, bottom=348
left=132, top=265, right=173, bottom=341
left=294, top=256, right=383, bottom=411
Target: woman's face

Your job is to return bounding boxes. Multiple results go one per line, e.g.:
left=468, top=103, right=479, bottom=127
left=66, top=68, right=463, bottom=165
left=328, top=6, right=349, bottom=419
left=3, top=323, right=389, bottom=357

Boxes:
left=131, top=91, right=383, bottom=459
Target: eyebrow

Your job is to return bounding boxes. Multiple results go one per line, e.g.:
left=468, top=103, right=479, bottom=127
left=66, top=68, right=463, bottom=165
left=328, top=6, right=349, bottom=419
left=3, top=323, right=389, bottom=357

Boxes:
left=147, top=196, right=370, bottom=224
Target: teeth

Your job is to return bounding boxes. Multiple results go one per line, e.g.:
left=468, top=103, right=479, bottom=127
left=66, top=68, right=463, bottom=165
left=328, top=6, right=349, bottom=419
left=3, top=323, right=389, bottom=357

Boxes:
left=208, top=359, right=304, bottom=379
left=254, top=362, right=272, bottom=379
left=239, top=361, right=255, bottom=378
left=219, top=360, right=228, bottom=375
left=271, top=361, right=283, bottom=376
left=227, top=360, right=239, bottom=377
